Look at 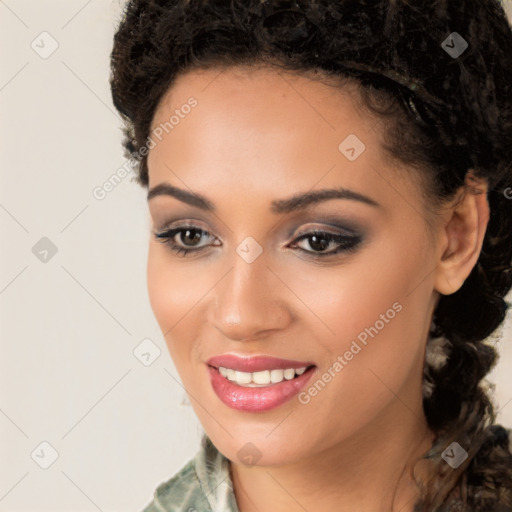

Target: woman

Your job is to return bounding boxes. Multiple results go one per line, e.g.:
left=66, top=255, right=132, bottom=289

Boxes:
left=109, top=0, right=512, bottom=510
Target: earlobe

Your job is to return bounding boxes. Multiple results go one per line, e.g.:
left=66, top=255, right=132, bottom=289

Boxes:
left=433, top=171, right=489, bottom=296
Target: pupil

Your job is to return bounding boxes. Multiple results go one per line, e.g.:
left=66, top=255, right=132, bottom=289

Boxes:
left=310, top=234, right=328, bottom=251
left=183, top=229, right=201, bottom=246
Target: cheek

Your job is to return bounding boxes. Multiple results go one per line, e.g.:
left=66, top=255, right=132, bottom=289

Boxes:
left=294, top=234, right=429, bottom=392
left=147, top=244, right=202, bottom=326
left=285, top=251, right=414, bottom=345
left=146, top=245, right=200, bottom=362
left=147, top=245, right=176, bottom=331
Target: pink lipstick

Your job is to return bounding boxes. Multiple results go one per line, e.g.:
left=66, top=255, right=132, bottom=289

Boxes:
left=207, top=354, right=316, bottom=412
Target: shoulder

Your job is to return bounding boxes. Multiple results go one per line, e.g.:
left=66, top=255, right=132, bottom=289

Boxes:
left=141, top=458, right=206, bottom=512
left=141, top=434, right=239, bottom=512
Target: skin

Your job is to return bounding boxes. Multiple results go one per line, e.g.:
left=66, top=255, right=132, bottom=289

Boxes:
left=145, top=65, right=489, bottom=512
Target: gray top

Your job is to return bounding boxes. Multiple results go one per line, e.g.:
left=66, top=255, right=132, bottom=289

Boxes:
left=141, top=434, right=240, bottom=512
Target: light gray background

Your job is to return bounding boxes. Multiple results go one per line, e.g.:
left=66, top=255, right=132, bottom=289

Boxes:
left=1, top=1, right=511, bottom=511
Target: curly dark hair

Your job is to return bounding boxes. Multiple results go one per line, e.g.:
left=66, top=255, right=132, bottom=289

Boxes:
left=109, top=0, right=512, bottom=510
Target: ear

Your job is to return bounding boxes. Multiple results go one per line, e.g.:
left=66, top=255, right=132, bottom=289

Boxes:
left=433, top=170, right=490, bottom=296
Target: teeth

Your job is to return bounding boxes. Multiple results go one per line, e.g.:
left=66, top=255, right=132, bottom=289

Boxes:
left=218, top=366, right=309, bottom=387
left=270, top=369, right=284, bottom=383
left=253, top=370, right=271, bottom=385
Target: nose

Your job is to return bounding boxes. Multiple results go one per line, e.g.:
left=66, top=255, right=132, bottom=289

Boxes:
left=207, top=254, right=292, bottom=342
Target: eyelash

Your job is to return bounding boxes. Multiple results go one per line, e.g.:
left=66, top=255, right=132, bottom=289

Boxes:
left=153, top=224, right=362, bottom=259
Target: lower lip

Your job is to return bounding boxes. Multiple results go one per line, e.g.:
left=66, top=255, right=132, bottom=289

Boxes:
left=207, top=365, right=316, bottom=412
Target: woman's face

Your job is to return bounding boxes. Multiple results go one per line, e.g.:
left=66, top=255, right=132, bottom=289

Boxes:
left=146, top=66, right=440, bottom=465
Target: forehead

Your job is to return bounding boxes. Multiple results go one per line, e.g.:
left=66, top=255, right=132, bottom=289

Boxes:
left=150, top=65, right=369, bottom=135
left=147, top=65, right=422, bottom=215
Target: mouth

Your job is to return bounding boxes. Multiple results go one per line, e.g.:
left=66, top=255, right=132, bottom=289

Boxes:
left=207, top=364, right=316, bottom=387
left=207, top=363, right=317, bottom=412
left=206, top=353, right=315, bottom=373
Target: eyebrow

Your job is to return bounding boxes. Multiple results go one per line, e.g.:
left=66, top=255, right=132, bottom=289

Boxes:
left=147, top=182, right=380, bottom=213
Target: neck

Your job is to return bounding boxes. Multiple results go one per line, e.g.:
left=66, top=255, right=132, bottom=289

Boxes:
left=229, top=402, right=435, bottom=512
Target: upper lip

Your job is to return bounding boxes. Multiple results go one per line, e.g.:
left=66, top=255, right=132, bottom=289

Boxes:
left=206, top=354, right=315, bottom=372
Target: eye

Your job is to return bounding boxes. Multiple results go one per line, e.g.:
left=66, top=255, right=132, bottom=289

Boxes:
left=152, top=224, right=362, bottom=259
left=153, top=224, right=218, bottom=257
left=290, top=228, right=362, bottom=258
